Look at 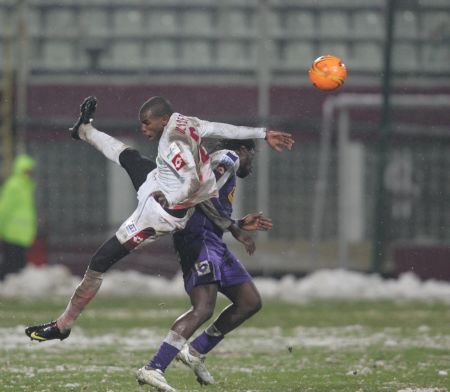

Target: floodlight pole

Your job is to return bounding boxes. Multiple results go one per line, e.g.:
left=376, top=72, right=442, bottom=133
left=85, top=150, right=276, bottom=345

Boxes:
left=16, top=0, right=30, bottom=154
left=372, top=0, right=396, bottom=273
left=256, top=0, right=271, bottom=244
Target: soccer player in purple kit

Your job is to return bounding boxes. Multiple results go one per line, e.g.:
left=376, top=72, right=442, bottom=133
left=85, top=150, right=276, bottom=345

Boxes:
left=141, top=139, right=271, bottom=392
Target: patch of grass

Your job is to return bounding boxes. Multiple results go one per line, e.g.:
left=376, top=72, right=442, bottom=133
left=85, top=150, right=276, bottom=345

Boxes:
left=1, top=297, right=449, bottom=391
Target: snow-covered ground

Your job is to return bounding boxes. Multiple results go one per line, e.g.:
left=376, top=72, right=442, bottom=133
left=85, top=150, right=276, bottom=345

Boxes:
left=1, top=265, right=450, bottom=303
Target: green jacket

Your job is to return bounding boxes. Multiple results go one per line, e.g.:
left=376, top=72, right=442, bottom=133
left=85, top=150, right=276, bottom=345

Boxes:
left=0, top=155, right=37, bottom=247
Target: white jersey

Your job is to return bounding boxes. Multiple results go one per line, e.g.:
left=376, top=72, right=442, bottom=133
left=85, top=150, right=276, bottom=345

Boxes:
left=148, top=113, right=265, bottom=209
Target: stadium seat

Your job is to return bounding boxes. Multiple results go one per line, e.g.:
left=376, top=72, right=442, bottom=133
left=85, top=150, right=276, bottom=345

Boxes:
left=113, top=9, right=143, bottom=35
left=319, top=11, right=349, bottom=37
left=352, top=42, right=382, bottom=71
left=41, top=41, right=76, bottom=70
left=181, top=41, right=211, bottom=68
left=353, top=11, right=384, bottom=38
left=422, top=11, right=449, bottom=35
left=285, top=11, right=315, bottom=37
left=284, top=42, right=315, bottom=69
left=393, top=43, right=419, bottom=71
left=148, top=10, right=178, bottom=34
left=226, top=10, right=255, bottom=36
left=45, top=9, right=77, bottom=35
left=422, top=43, right=448, bottom=72
left=395, top=10, right=418, bottom=38
left=145, top=40, right=177, bottom=69
left=103, top=41, right=143, bottom=70
left=183, top=10, right=213, bottom=35
left=267, top=10, right=282, bottom=35
left=80, top=10, right=109, bottom=36
left=216, top=41, right=254, bottom=69
left=421, top=11, right=449, bottom=72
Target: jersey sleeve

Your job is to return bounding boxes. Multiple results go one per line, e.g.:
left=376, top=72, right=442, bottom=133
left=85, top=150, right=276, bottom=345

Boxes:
left=195, top=118, right=266, bottom=140
left=197, top=149, right=239, bottom=231
left=198, top=198, right=234, bottom=231
left=211, top=150, right=240, bottom=191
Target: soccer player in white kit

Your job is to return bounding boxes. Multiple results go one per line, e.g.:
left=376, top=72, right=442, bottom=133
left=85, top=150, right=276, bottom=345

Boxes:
left=25, top=96, right=294, bottom=388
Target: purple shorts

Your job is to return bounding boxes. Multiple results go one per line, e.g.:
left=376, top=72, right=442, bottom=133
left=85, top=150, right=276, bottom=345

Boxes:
left=182, top=235, right=252, bottom=294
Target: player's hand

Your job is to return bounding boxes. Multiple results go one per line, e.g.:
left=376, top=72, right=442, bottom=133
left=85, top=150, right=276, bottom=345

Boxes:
left=151, top=191, right=169, bottom=208
left=265, top=130, right=294, bottom=152
left=229, top=224, right=256, bottom=255
left=239, top=212, right=273, bottom=232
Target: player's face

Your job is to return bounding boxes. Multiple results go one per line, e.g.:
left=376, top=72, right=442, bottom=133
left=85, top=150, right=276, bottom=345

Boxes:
left=236, top=146, right=255, bottom=178
left=139, top=110, right=169, bottom=141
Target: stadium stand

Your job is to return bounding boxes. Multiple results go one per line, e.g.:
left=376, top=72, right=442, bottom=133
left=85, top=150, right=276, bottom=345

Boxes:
left=0, top=0, right=448, bottom=78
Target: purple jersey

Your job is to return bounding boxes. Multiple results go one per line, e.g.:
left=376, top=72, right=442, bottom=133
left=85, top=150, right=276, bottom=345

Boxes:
left=173, top=149, right=252, bottom=293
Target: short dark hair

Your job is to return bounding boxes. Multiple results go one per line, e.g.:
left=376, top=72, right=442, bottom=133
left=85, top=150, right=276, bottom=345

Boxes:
left=140, top=96, right=174, bottom=117
left=214, top=139, right=256, bottom=152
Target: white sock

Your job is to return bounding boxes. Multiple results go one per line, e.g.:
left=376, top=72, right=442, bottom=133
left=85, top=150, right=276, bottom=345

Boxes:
left=56, top=268, right=104, bottom=332
left=78, top=123, right=128, bottom=165
left=163, top=330, right=187, bottom=350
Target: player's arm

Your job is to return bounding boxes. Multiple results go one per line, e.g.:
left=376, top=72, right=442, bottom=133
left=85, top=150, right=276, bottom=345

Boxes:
left=229, top=224, right=256, bottom=255
left=237, top=212, right=273, bottom=232
left=199, top=201, right=271, bottom=255
left=198, top=198, right=234, bottom=231
left=228, top=212, right=272, bottom=255
left=197, top=119, right=294, bottom=152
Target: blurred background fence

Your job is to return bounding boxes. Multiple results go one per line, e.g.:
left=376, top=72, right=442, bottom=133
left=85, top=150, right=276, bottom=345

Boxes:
left=1, top=0, right=449, bottom=279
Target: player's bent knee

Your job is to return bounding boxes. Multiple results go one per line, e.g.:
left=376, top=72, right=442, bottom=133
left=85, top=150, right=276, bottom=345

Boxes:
left=239, top=296, right=262, bottom=317
left=192, top=306, right=215, bottom=323
left=248, top=298, right=263, bottom=316
left=89, top=236, right=129, bottom=273
left=252, top=297, right=263, bottom=314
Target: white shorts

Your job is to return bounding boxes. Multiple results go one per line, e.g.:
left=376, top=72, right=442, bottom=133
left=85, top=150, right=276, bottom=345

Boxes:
left=115, top=175, right=193, bottom=251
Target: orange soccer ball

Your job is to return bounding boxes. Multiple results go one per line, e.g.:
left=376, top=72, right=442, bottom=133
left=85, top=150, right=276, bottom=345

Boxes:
left=309, top=55, right=347, bottom=91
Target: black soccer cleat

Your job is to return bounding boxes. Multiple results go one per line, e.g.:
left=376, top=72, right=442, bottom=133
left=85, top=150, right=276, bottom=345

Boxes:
left=25, top=321, right=71, bottom=342
left=69, top=96, right=98, bottom=140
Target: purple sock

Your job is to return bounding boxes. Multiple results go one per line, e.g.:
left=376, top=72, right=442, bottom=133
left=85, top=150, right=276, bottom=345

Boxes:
left=191, top=325, right=224, bottom=355
left=147, top=331, right=186, bottom=372
left=148, top=343, right=179, bottom=372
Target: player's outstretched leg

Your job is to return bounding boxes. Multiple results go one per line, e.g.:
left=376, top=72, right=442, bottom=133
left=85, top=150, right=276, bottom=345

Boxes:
left=136, top=367, right=177, bottom=392
left=25, top=268, right=103, bottom=342
left=69, top=96, right=129, bottom=165
left=69, top=96, right=97, bottom=140
left=25, top=237, right=127, bottom=343
left=176, top=343, right=214, bottom=385
left=25, top=321, right=70, bottom=342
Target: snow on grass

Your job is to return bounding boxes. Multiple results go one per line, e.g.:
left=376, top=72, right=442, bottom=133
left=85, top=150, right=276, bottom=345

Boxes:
left=2, top=323, right=449, bottom=352
left=1, top=265, right=450, bottom=303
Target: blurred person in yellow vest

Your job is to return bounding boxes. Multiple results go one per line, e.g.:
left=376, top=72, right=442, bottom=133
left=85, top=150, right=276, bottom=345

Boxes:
left=0, top=154, right=37, bottom=280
